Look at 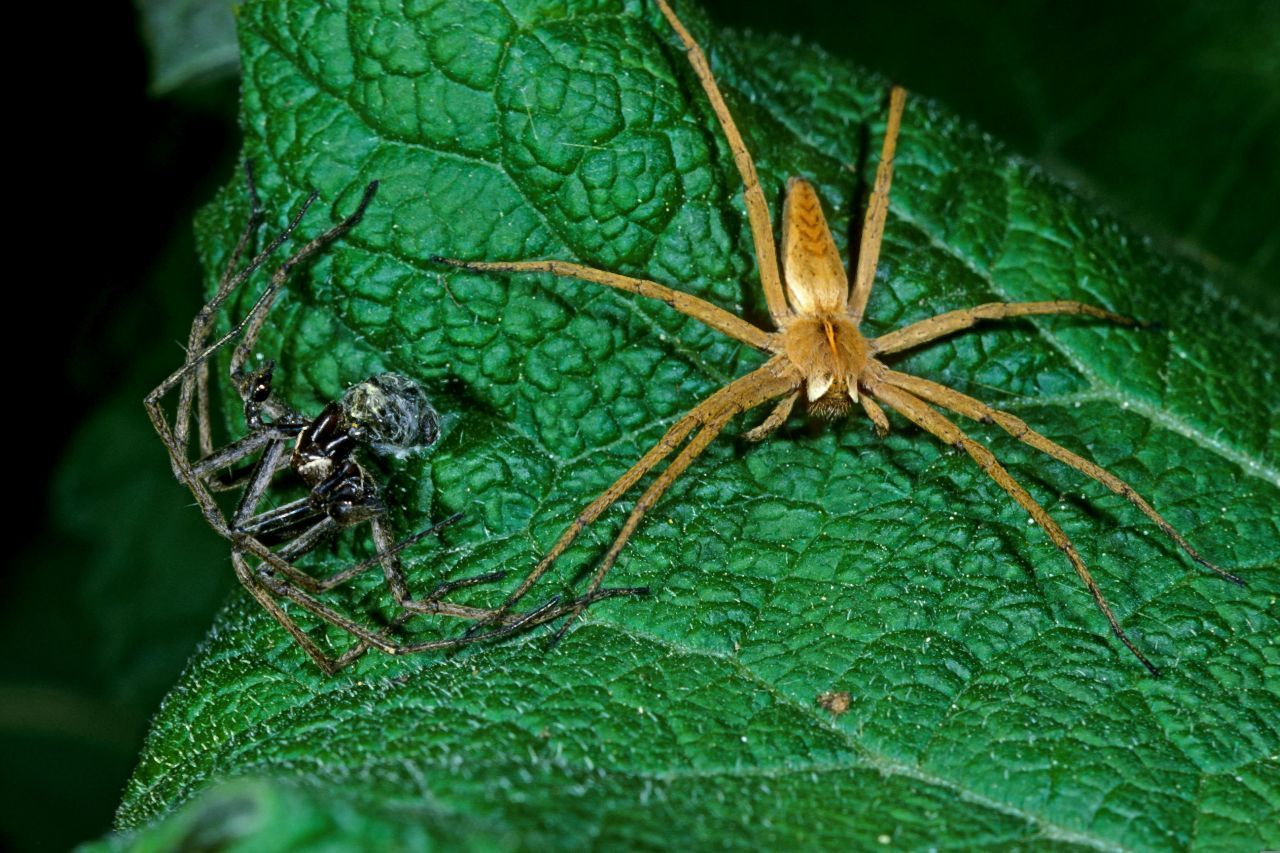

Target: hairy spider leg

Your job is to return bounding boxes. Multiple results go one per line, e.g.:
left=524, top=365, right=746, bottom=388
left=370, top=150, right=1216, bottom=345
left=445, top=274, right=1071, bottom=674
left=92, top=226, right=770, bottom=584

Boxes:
left=458, top=356, right=800, bottom=639
left=432, top=258, right=775, bottom=350
left=152, top=188, right=325, bottom=484
left=549, top=357, right=802, bottom=641
left=654, top=0, right=789, bottom=325
left=879, top=369, right=1243, bottom=585
left=848, top=87, right=906, bottom=324
left=185, top=164, right=265, bottom=458
left=237, top=531, right=647, bottom=670
left=873, top=301, right=1137, bottom=355
left=867, top=380, right=1162, bottom=675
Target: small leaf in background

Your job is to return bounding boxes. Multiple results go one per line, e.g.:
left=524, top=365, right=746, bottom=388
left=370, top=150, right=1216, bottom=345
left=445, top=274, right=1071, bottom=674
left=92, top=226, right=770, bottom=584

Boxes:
left=99, top=0, right=1277, bottom=849
left=136, top=0, right=238, bottom=94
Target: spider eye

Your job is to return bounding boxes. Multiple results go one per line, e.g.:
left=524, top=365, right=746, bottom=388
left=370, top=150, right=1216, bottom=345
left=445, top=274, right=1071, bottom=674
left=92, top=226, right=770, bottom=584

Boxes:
left=247, top=361, right=275, bottom=402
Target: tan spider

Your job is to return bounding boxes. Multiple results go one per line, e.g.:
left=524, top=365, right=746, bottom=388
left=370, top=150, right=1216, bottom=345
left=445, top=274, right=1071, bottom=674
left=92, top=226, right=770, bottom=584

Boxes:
left=437, top=0, right=1241, bottom=675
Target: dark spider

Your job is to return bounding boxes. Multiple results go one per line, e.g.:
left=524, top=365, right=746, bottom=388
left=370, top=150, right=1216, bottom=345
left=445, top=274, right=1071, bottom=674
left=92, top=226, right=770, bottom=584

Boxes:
left=145, top=165, right=643, bottom=673
left=231, top=366, right=441, bottom=549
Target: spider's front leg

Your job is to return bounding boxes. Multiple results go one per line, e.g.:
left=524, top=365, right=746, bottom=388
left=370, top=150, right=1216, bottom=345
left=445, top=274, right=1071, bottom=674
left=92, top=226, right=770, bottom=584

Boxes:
left=145, top=175, right=375, bottom=497
left=455, top=357, right=801, bottom=641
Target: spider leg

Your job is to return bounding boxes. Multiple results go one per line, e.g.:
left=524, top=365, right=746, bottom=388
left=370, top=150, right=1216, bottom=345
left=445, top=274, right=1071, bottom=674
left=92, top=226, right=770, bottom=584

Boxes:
left=230, top=550, right=347, bottom=674
left=548, top=402, right=740, bottom=644
left=395, top=587, right=650, bottom=654
left=653, top=0, right=789, bottom=326
left=463, top=356, right=800, bottom=638
left=188, top=162, right=265, bottom=458
left=230, top=435, right=292, bottom=527
left=149, top=180, right=379, bottom=419
left=848, top=87, right=907, bottom=326
left=869, top=381, right=1161, bottom=676
left=156, top=182, right=321, bottom=476
left=881, top=369, right=1242, bottom=585
left=433, top=257, right=774, bottom=351
left=550, top=358, right=801, bottom=640
left=367, top=514, right=513, bottom=621
left=744, top=390, right=798, bottom=441
left=200, top=439, right=296, bottom=494
left=192, top=428, right=282, bottom=482
left=244, top=546, right=403, bottom=656
left=229, top=181, right=380, bottom=380
left=859, top=393, right=890, bottom=437
left=245, top=532, right=644, bottom=662
left=239, top=497, right=327, bottom=543
left=873, top=301, right=1136, bottom=356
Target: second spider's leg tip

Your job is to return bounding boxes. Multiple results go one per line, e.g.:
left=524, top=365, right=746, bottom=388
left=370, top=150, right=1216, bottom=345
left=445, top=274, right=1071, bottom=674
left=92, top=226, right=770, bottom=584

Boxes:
left=546, top=622, right=573, bottom=651
left=354, top=180, right=379, bottom=204
left=437, top=511, right=465, bottom=529
left=461, top=621, right=488, bottom=639
left=1197, top=555, right=1245, bottom=586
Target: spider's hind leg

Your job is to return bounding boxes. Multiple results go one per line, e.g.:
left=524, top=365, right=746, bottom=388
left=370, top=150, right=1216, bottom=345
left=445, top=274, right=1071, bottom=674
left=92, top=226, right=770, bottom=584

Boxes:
left=881, top=369, right=1242, bottom=585
left=870, top=380, right=1162, bottom=676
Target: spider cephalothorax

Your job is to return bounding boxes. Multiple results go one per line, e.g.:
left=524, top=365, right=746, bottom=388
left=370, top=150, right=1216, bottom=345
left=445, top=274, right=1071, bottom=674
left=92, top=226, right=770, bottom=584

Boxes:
left=435, top=0, right=1241, bottom=675
left=278, top=372, right=442, bottom=529
left=237, top=370, right=422, bottom=533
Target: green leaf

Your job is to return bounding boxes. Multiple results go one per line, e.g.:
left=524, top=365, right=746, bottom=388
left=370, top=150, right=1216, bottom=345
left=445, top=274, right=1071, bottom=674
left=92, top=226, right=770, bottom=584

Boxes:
left=109, top=0, right=1278, bottom=849
left=136, top=0, right=239, bottom=94
left=701, top=0, right=1280, bottom=293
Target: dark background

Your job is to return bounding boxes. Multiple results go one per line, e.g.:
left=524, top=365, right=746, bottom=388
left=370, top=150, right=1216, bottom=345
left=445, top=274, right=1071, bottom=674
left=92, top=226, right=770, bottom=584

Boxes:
left=2, top=1, right=1274, bottom=849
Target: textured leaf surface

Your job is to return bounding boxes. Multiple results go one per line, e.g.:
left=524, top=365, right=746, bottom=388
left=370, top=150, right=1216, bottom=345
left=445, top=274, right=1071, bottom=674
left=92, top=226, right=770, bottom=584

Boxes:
left=113, top=0, right=1278, bottom=849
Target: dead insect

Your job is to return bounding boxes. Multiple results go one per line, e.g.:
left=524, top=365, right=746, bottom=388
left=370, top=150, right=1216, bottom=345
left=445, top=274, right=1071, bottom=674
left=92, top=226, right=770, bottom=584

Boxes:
left=435, top=0, right=1241, bottom=674
left=816, top=691, right=852, bottom=717
left=146, top=166, right=641, bottom=673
